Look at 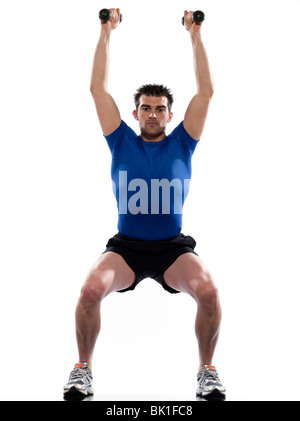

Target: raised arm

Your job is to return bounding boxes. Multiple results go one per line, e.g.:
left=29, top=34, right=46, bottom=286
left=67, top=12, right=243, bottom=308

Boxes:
left=183, top=11, right=214, bottom=141
left=90, top=8, right=121, bottom=136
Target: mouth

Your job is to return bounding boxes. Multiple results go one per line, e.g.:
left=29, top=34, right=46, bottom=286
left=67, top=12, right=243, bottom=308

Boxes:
left=147, top=120, right=159, bottom=126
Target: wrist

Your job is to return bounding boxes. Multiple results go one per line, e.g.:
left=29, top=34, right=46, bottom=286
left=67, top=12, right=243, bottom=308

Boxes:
left=100, top=27, right=112, bottom=41
left=190, top=31, right=202, bottom=42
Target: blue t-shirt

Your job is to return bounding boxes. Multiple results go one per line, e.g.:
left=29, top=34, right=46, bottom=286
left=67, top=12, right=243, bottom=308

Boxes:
left=104, top=120, right=198, bottom=240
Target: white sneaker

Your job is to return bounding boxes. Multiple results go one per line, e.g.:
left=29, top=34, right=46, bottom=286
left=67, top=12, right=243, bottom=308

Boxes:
left=63, top=363, right=94, bottom=398
left=196, top=365, right=226, bottom=399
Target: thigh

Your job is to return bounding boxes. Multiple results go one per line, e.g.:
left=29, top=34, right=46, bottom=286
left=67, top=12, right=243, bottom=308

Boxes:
left=163, top=253, right=214, bottom=297
left=85, top=251, right=136, bottom=298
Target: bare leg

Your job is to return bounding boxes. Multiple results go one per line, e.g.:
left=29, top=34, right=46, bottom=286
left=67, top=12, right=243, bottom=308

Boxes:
left=164, top=253, right=222, bottom=371
left=75, top=252, right=135, bottom=369
left=194, top=290, right=222, bottom=369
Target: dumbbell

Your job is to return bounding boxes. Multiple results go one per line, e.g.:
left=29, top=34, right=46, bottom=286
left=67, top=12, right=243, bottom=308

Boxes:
left=99, top=8, right=123, bottom=23
left=182, top=10, right=205, bottom=26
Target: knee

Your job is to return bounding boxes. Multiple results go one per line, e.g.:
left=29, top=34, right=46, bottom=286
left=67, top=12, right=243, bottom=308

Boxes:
left=78, top=271, right=108, bottom=309
left=192, top=273, right=219, bottom=311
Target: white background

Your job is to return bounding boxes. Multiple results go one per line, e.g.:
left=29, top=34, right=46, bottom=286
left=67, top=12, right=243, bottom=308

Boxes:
left=1, top=0, right=300, bottom=401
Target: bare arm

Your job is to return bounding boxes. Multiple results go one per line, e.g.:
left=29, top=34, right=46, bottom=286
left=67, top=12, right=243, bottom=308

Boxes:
left=183, top=11, right=214, bottom=140
left=90, top=8, right=121, bottom=136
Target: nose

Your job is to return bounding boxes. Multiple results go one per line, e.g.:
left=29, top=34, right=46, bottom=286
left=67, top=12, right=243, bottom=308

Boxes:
left=149, top=111, right=157, bottom=118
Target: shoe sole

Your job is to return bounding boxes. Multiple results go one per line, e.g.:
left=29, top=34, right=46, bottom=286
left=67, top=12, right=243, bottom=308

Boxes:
left=64, top=386, right=94, bottom=399
left=197, top=388, right=226, bottom=400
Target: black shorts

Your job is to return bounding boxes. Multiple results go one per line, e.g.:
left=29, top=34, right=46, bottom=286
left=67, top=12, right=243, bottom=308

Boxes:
left=103, top=232, right=198, bottom=294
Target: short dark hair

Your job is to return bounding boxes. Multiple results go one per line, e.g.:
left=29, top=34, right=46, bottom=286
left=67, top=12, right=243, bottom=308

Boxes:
left=134, top=84, right=174, bottom=112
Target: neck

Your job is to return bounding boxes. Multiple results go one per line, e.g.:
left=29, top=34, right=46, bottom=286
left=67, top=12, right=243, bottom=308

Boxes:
left=141, top=131, right=166, bottom=143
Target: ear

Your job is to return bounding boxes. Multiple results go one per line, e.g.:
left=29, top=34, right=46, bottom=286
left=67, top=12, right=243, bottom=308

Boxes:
left=167, top=112, right=173, bottom=123
left=132, top=109, right=139, bottom=120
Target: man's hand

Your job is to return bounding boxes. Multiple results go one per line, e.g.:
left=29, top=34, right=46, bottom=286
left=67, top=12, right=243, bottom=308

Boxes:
left=183, top=10, right=202, bottom=34
left=100, top=8, right=121, bottom=33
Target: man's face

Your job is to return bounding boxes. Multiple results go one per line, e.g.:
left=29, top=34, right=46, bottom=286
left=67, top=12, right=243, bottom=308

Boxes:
left=133, top=95, right=173, bottom=141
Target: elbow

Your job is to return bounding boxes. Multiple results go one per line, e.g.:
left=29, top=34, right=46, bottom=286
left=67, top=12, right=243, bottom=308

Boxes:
left=90, top=83, right=106, bottom=98
left=196, top=81, right=214, bottom=98
left=90, top=83, right=95, bottom=96
left=90, top=83, right=97, bottom=96
left=208, top=86, right=214, bottom=98
left=199, top=85, right=214, bottom=99
left=90, top=75, right=106, bottom=96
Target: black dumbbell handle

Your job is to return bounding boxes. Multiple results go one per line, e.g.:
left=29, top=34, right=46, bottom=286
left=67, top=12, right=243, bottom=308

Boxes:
left=182, top=10, right=205, bottom=26
left=99, top=8, right=123, bottom=23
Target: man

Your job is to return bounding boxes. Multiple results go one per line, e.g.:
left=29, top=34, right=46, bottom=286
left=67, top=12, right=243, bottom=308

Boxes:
left=63, top=8, right=226, bottom=400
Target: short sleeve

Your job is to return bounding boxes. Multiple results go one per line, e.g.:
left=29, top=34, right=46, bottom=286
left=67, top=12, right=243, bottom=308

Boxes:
left=104, top=120, right=138, bottom=159
left=172, top=121, right=199, bottom=160
left=103, top=121, right=125, bottom=158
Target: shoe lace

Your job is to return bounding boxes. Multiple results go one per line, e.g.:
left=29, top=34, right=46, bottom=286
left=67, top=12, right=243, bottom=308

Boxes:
left=198, top=368, right=220, bottom=385
left=69, top=367, right=91, bottom=383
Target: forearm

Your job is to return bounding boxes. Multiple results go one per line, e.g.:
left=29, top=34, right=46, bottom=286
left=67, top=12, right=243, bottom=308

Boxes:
left=90, top=31, right=111, bottom=93
left=190, top=32, right=214, bottom=97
